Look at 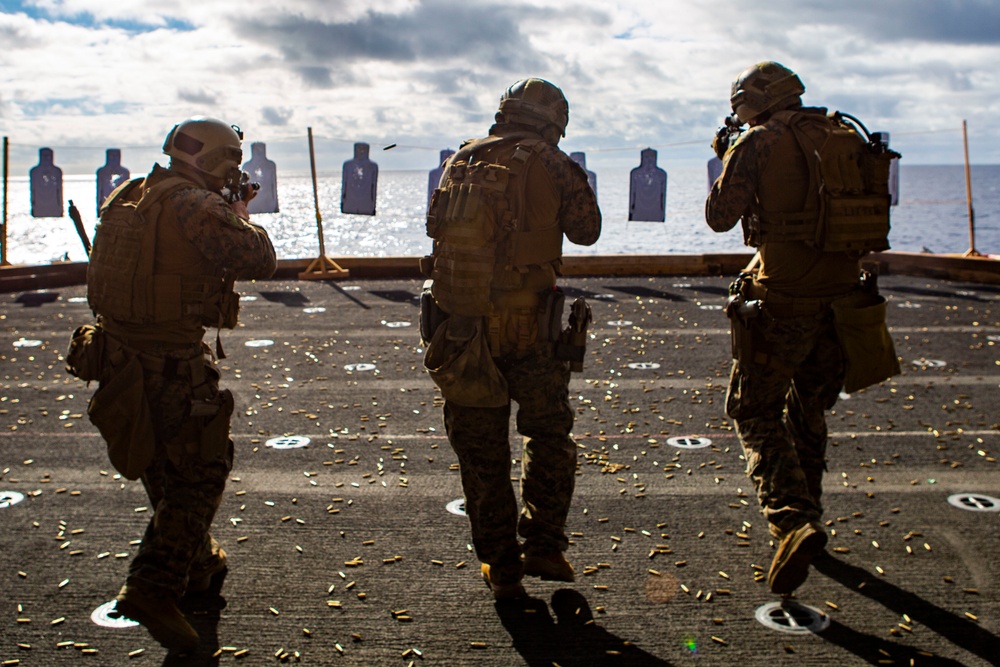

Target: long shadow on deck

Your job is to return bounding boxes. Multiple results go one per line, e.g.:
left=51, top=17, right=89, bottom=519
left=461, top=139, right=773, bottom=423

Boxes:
left=814, top=554, right=1000, bottom=666
left=497, top=589, right=672, bottom=667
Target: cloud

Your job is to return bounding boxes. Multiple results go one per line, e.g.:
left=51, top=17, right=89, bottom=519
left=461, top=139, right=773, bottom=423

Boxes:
left=1, top=0, right=999, bottom=172
left=0, top=10, right=44, bottom=49
left=725, top=0, right=1000, bottom=46
left=261, top=106, right=294, bottom=126
left=178, top=88, right=218, bottom=105
left=232, top=0, right=554, bottom=77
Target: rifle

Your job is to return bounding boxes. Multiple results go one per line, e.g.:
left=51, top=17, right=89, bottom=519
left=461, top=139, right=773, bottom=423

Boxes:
left=67, top=200, right=92, bottom=257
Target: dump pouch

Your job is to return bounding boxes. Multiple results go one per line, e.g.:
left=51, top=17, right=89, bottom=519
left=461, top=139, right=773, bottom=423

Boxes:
left=832, top=292, right=900, bottom=393
left=87, top=355, right=155, bottom=480
left=423, top=316, right=509, bottom=408
left=65, top=324, right=105, bottom=383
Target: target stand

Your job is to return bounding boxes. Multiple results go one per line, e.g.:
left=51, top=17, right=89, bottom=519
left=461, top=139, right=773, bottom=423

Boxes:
left=299, top=255, right=349, bottom=281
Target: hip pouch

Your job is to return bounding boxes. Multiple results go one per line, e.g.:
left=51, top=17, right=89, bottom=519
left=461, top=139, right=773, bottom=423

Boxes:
left=423, top=316, right=509, bottom=408
left=65, top=324, right=105, bottom=383
left=87, top=355, right=155, bottom=480
left=832, top=292, right=900, bottom=393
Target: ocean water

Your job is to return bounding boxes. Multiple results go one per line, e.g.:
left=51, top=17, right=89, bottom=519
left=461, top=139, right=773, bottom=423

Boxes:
left=3, top=164, right=997, bottom=265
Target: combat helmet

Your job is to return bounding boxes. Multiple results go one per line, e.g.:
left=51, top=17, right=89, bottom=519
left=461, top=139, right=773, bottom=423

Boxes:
left=497, top=78, right=569, bottom=137
left=162, top=117, right=244, bottom=179
left=730, top=62, right=805, bottom=124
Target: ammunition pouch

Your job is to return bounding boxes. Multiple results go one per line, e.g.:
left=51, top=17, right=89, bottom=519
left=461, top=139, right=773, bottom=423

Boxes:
left=419, top=280, right=450, bottom=345
left=423, top=316, right=509, bottom=408
left=218, top=284, right=240, bottom=329
left=419, top=254, right=435, bottom=278
left=65, top=324, right=105, bottom=383
left=831, top=291, right=900, bottom=392
left=87, top=354, right=155, bottom=480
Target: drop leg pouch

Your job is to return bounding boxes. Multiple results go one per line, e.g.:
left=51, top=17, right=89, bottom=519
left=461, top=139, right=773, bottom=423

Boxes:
left=87, top=355, right=155, bottom=480
left=832, top=292, right=900, bottom=393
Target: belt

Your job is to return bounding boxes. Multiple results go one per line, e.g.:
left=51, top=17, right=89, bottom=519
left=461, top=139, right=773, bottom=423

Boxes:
left=745, top=280, right=837, bottom=319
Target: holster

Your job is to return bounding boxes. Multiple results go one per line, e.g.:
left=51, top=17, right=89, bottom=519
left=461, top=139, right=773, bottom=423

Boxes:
left=725, top=274, right=763, bottom=366
left=725, top=294, right=760, bottom=365
left=555, top=297, right=591, bottom=372
left=193, top=384, right=235, bottom=465
left=726, top=273, right=805, bottom=376
left=65, top=324, right=105, bottom=383
left=419, top=279, right=450, bottom=345
left=538, top=287, right=566, bottom=343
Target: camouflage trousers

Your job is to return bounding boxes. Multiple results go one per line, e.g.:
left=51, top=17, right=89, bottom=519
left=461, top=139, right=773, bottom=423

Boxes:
left=128, top=348, right=233, bottom=600
left=443, top=344, right=576, bottom=585
left=725, top=311, right=844, bottom=535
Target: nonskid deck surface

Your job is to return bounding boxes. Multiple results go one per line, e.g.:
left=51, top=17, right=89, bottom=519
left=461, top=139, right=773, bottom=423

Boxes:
left=1, top=274, right=998, bottom=666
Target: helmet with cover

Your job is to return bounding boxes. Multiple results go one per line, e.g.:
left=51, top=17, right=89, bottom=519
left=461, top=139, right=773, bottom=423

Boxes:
left=730, top=62, right=804, bottom=124
left=162, top=117, right=244, bottom=179
left=497, top=78, right=569, bottom=137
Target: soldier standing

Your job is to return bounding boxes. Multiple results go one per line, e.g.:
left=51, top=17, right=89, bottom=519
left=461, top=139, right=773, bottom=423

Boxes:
left=422, top=78, right=601, bottom=599
left=706, top=63, right=899, bottom=595
left=72, top=117, right=276, bottom=650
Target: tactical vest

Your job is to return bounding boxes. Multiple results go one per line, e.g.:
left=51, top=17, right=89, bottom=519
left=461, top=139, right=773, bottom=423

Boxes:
left=749, top=110, right=898, bottom=253
left=426, top=135, right=562, bottom=317
left=87, top=171, right=239, bottom=331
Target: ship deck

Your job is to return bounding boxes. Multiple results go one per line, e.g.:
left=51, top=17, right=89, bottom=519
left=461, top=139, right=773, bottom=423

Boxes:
left=1, top=269, right=998, bottom=666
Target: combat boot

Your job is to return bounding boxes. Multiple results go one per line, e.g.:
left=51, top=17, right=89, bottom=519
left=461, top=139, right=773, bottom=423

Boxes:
left=768, top=521, right=828, bottom=595
left=523, top=552, right=575, bottom=582
left=481, top=563, right=526, bottom=600
left=115, top=583, right=199, bottom=651
left=187, top=542, right=228, bottom=593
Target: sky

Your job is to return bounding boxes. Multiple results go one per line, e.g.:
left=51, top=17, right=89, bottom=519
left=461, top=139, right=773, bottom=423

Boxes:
left=1, top=0, right=999, bottom=177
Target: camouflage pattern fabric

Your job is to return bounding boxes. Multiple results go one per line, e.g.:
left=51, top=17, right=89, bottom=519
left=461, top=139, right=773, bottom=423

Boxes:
left=725, top=311, right=845, bottom=534
left=432, top=122, right=599, bottom=585
left=129, top=350, right=232, bottom=599
left=165, top=170, right=278, bottom=274
left=484, top=123, right=602, bottom=247
left=705, top=107, right=861, bottom=299
left=530, top=138, right=602, bottom=243
left=705, top=115, right=795, bottom=232
left=90, top=165, right=275, bottom=601
left=444, top=343, right=576, bottom=585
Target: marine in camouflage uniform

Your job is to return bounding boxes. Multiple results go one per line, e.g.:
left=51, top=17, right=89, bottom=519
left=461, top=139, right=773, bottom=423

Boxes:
left=706, top=63, right=866, bottom=594
left=426, top=79, right=601, bottom=597
left=85, top=118, right=275, bottom=649
left=111, top=163, right=275, bottom=596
